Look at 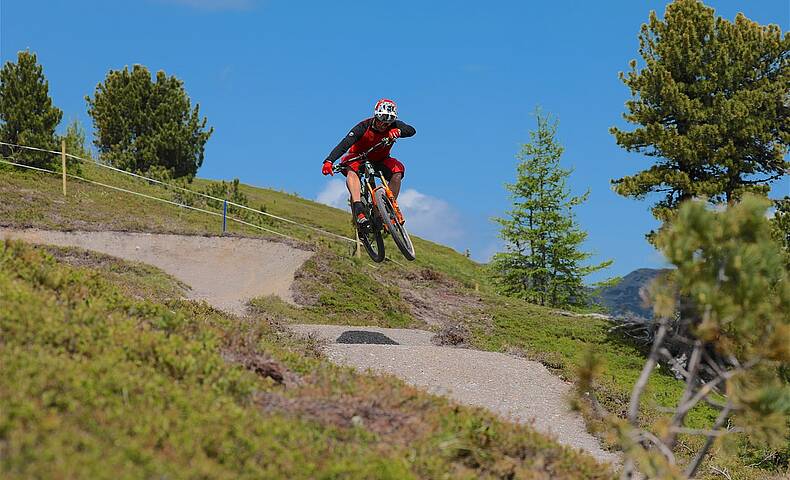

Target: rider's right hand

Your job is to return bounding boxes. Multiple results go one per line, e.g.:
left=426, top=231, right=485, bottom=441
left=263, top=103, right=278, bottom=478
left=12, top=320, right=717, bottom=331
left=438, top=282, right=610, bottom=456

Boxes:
left=322, top=160, right=334, bottom=176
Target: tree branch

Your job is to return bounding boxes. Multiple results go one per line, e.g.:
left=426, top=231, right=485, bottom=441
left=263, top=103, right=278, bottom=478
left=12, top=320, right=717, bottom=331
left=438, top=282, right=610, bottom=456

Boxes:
left=621, top=318, right=668, bottom=480
left=628, top=318, right=668, bottom=423
left=640, top=430, right=676, bottom=465
left=676, top=358, right=759, bottom=418
left=665, top=341, right=703, bottom=448
left=685, top=400, right=734, bottom=478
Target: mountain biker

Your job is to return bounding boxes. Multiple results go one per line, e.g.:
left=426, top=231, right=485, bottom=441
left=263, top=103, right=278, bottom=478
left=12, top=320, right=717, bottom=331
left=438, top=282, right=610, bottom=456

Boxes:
left=322, top=98, right=416, bottom=228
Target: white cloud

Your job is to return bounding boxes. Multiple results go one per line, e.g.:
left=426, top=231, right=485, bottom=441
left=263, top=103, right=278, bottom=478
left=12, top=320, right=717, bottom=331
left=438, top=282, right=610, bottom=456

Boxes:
left=315, top=183, right=466, bottom=247
left=397, top=189, right=464, bottom=246
left=316, top=179, right=350, bottom=211
left=161, top=0, right=256, bottom=11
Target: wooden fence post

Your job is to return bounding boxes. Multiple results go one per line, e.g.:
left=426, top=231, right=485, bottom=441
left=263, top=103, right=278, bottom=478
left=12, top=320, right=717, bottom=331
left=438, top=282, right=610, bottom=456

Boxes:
left=61, top=139, right=67, bottom=196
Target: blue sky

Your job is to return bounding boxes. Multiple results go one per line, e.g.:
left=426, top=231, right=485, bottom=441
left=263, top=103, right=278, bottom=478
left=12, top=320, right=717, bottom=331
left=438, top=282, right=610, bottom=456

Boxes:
left=1, top=0, right=788, bottom=281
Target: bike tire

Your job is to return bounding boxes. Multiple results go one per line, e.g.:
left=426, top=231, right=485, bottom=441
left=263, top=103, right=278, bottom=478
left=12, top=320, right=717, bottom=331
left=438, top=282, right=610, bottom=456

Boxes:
left=374, top=188, right=416, bottom=261
left=358, top=223, right=385, bottom=263
left=357, top=198, right=385, bottom=262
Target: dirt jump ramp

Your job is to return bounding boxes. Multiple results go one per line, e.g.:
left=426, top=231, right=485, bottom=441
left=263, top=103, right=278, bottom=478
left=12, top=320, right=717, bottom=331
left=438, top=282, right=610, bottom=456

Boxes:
left=0, top=228, right=313, bottom=315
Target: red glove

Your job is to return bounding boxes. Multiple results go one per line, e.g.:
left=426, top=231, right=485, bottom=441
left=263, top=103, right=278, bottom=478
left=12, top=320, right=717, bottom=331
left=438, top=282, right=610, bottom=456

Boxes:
left=388, top=128, right=401, bottom=140
left=322, top=161, right=334, bottom=176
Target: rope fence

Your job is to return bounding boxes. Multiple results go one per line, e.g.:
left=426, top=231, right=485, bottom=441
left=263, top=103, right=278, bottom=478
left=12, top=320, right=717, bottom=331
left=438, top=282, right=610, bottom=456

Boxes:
left=0, top=141, right=358, bottom=246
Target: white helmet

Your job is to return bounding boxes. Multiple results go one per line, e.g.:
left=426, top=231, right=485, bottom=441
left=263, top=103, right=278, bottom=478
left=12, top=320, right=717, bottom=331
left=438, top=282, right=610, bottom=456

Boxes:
left=373, top=98, right=398, bottom=125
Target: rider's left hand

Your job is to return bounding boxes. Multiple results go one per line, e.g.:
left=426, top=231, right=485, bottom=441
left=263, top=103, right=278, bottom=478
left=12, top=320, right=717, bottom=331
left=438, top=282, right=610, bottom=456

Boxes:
left=387, top=128, right=401, bottom=140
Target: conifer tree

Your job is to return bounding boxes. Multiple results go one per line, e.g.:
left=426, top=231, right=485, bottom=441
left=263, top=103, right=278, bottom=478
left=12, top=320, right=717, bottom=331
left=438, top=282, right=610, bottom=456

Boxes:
left=0, top=50, right=63, bottom=168
left=491, top=111, right=611, bottom=307
left=87, top=65, right=213, bottom=179
left=611, top=0, right=789, bottom=239
left=771, top=196, right=790, bottom=268
left=617, top=195, right=790, bottom=479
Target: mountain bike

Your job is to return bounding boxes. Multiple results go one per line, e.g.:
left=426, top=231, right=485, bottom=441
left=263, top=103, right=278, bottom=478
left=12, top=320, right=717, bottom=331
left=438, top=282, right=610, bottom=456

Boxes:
left=334, top=138, right=416, bottom=262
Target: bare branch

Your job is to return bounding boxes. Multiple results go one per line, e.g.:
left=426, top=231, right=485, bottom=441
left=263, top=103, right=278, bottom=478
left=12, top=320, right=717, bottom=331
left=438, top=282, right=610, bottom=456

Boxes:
left=664, top=341, right=703, bottom=448
left=621, top=318, right=669, bottom=480
left=685, top=401, right=734, bottom=478
left=701, top=396, right=729, bottom=410
left=676, top=358, right=760, bottom=417
left=628, top=319, right=669, bottom=423
left=746, top=452, right=776, bottom=468
left=709, top=465, right=733, bottom=480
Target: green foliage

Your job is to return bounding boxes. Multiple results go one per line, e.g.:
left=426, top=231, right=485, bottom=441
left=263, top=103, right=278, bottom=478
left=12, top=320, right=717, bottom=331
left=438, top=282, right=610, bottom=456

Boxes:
left=56, top=119, right=92, bottom=174
left=0, top=240, right=614, bottom=479
left=60, top=119, right=91, bottom=161
left=86, top=65, right=213, bottom=179
left=491, top=110, right=611, bottom=307
left=0, top=50, right=63, bottom=167
left=203, top=178, right=250, bottom=214
left=611, top=0, right=789, bottom=236
left=772, top=196, right=790, bottom=268
left=654, top=195, right=789, bottom=365
left=619, top=195, right=790, bottom=478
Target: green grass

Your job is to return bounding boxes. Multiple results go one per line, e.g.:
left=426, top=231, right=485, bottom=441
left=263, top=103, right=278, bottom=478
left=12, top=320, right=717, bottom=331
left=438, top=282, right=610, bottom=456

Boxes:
left=0, top=240, right=614, bottom=479
left=1, top=164, right=785, bottom=478
left=0, top=162, right=485, bottom=284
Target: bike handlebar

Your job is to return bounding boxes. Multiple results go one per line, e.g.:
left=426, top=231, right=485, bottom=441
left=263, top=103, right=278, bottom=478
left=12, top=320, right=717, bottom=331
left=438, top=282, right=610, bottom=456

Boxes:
left=333, top=137, right=394, bottom=173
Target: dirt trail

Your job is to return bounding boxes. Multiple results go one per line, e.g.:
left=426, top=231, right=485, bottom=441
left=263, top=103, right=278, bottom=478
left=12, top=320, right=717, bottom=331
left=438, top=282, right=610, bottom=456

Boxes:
left=292, top=324, right=620, bottom=466
left=2, top=227, right=617, bottom=466
left=0, top=228, right=313, bottom=314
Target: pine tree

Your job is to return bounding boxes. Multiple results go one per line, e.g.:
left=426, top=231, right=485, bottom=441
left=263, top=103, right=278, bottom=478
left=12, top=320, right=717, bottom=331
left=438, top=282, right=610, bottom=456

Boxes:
left=0, top=50, right=63, bottom=168
left=771, top=196, right=790, bottom=268
left=491, top=111, right=611, bottom=307
left=86, top=65, right=213, bottom=179
left=617, top=195, right=790, bottom=479
left=60, top=119, right=92, bottom=161
left=611, top=0, right=789, bottom=239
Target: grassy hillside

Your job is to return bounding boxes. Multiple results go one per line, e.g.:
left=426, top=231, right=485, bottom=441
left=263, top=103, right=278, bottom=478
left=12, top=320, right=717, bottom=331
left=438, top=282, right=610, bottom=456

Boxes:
left=0, top=240, right=613, bottom=479
left=1, top=163, right=785, bottom=478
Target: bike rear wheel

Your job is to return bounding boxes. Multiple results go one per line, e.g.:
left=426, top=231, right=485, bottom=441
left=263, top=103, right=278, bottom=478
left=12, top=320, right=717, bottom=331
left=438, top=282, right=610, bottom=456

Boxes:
left=374, top=188, right=416, bottom=261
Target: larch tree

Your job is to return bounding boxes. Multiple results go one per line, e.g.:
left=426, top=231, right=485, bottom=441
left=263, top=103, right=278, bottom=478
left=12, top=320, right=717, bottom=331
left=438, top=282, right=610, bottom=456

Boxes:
left=491, top=111, right=611, bottom=307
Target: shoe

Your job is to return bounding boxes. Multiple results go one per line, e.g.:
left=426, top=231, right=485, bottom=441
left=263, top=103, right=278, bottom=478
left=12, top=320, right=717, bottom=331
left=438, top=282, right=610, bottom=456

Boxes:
left=356, top=212, right=370, bottom=230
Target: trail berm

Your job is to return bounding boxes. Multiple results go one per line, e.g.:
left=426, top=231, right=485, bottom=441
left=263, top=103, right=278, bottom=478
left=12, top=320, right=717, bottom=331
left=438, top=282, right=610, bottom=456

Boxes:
left=1, top=227, right=618, bottom=466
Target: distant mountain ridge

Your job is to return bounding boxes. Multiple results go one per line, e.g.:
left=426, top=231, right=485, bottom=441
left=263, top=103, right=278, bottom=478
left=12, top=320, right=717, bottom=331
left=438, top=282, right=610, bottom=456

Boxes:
left=594, top=268, right=670, bottom=319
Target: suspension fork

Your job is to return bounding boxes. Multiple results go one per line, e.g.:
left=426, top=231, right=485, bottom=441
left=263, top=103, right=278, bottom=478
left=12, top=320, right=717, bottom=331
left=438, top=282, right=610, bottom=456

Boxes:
left=377, top=175, right=405, bottom=224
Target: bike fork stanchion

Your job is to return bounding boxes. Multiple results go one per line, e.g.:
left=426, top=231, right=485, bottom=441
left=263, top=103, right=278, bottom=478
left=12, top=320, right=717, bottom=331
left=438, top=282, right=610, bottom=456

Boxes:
left=355, top=228, right=362, bottom=258
left=222, top=199, right=227, bottom=234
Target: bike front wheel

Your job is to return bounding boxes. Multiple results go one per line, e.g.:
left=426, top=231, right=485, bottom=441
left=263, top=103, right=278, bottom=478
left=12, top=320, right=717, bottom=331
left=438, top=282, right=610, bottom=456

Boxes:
left=374, top=188, right=416, bottom=261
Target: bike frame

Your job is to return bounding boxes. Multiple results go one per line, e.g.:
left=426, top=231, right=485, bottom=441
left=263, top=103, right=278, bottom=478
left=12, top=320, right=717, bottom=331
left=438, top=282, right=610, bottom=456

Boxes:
left=335, top=139, right=405, bottom=225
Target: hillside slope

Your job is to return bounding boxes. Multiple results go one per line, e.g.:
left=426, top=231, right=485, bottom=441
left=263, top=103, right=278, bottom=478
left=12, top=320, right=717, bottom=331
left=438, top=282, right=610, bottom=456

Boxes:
left=1, top=163, right=783, bottom=478
left=0, top=240, right=614, bottom=479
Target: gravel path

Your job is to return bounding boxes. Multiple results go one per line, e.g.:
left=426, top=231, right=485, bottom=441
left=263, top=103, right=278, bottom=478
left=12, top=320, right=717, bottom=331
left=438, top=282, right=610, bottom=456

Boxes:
left=293, top=323, right=620, bottom=466
left=0, top=228, right=313, bottom=315
left=2, top=228, right=617, bottom=466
